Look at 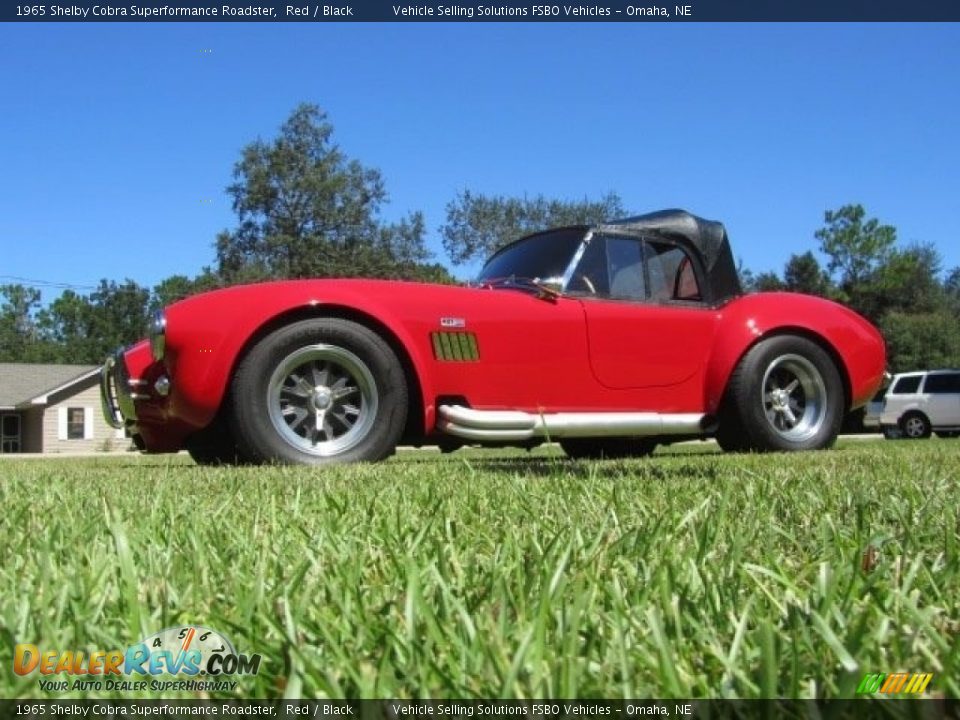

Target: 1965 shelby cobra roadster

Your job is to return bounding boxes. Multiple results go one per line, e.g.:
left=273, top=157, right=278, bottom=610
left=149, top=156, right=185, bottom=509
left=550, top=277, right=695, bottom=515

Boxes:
left=101, top=209, right=886, bottom=464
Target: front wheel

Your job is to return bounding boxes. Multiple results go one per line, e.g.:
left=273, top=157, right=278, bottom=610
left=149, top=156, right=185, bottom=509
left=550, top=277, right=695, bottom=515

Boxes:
left=720, top=335, right=844, bottom=452
left=229, top=318, right=408, bottom=465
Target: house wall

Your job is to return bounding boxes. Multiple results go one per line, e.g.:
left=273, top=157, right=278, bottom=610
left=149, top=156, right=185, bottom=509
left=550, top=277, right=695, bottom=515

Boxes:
left=40, top=377, right=126, bottom=453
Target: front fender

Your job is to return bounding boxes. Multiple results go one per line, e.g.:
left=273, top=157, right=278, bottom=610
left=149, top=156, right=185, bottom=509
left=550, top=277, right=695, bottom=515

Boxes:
left=162, top=280, right=436, bottom=433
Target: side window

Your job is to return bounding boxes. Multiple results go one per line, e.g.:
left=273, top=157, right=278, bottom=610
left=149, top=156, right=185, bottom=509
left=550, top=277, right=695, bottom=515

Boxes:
left=567, top=234, right=611, bottom=296
left=891, top=376, right=922, bottom=394
left=646, top=241, right=702, bottom=302
left=607, top=236, right=646, bottom=300
left=567, top=234, right=702, bottom=303
left=924, top=373, right=960, bottom=394
left=567, top=234, right=646, bottom=299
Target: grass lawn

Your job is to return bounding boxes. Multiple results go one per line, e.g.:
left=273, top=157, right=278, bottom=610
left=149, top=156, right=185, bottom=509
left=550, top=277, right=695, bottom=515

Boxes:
left=1, top=438, right=957, bottom=699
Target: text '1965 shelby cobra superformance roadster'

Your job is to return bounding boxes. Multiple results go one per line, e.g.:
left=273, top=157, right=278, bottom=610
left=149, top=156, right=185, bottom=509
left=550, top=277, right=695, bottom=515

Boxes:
left=101, top=210, right=886, bottom=464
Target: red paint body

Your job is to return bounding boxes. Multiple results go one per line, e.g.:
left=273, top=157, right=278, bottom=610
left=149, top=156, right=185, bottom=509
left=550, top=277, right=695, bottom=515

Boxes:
left=123, top=279, right=886, bottom=453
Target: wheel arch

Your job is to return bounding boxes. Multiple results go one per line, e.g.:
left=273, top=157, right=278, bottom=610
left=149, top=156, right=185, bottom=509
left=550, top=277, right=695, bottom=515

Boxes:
left=709, top=325, right=853, bottom=415
left=226, top=304, right=429, bottom=442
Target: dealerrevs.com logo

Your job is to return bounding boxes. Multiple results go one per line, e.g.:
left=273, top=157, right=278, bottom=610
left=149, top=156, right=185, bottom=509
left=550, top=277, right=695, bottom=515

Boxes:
left=14, top=626, right=263, bottom=693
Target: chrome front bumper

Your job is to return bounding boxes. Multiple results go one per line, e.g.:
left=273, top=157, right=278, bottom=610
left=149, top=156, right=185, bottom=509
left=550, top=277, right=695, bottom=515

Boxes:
left=100, top=351, right=138, bottom=429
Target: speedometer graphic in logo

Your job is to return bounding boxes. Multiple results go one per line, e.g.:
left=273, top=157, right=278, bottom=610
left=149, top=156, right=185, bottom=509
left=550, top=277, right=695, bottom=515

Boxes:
left=132, top=625, right=237, bottom=675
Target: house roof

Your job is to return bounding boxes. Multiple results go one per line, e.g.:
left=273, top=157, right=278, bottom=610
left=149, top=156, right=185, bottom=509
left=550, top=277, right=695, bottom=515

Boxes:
left=0, top=363, right=100, bottom=409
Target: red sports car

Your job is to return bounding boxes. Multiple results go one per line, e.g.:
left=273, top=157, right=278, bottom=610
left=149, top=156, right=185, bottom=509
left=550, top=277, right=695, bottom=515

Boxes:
left=101, top=210, right=886, bottom=464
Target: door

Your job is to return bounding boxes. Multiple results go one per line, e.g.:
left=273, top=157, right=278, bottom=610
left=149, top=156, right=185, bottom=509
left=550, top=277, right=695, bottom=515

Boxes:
left=569, top=233, right=718, bottom=390
left=1, top=413, right=21, bottom=453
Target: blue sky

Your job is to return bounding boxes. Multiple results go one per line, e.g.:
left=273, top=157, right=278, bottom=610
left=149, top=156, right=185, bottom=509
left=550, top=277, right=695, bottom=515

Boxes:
left=1, top=22, right=958, bottom=296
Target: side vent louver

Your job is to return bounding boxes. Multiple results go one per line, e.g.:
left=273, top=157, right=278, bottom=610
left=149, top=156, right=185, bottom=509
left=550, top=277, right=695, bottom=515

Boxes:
left=431, top=332, right=480, bottom=362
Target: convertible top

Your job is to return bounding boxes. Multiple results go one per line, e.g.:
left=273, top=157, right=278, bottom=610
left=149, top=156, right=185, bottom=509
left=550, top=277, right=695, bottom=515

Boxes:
left=598, top=209, right=742, bottom=304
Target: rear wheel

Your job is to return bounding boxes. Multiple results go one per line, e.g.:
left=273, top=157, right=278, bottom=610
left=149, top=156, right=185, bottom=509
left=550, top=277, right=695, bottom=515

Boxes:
left=230, top=318, right=407, bottom=465
left=900, top=412, right=931, bottom=439
left=560, top=437, right=657, bottom=459
left=720, top=335, right=844, bottom=452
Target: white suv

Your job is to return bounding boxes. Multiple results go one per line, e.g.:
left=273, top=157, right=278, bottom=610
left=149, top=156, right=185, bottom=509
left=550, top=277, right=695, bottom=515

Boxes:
left=880, top=370, right=960, bottom=439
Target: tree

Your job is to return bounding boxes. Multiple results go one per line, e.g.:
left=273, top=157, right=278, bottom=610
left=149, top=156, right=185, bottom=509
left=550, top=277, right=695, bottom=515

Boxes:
left=88, top=280, right=151, bottom=355
left=36, top=290, right=93, bottom=361
left=151, top=270, right=222, bottom=313
left=0, top=284, right=47, bottom=361
left=783, top=251, right=831, bottom=297
left=737, top=260, right=784, bottom=293
left=812, top=205, right=946, bottom=323
left=815, top=204, right=896, bottom=298
left=856, top=243, right=943, bottom=319
left=946, top=266, right=960, bottom=314
left=215, top=103, right=449, bottom=283
left=440, top=190, right=626, bottom=265
left=37, top=280, right=150, bottom=364
left=881, top=311, right=960, bottom=372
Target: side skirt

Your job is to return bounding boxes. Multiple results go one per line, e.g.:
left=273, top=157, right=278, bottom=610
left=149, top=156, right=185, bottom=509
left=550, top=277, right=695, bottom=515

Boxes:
left=437, top=404, right=714, bottom=442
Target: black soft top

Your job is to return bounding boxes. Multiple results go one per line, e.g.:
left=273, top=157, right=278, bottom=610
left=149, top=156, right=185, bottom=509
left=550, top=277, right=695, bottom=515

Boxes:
left=597, top=209, right=742, bottom=304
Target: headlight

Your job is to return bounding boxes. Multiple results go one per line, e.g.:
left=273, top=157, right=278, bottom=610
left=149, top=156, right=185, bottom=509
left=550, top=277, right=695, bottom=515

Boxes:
left=149, top=310, right=166, bottom=361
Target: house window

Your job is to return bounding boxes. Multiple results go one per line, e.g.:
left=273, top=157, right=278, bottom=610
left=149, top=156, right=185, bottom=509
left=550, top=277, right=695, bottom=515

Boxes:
left=67, top=408, right=85, bottom=439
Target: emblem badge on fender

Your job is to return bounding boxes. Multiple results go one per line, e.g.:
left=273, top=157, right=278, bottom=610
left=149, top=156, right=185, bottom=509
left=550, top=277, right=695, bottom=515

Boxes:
left=440, top=317, right=466, bottom=328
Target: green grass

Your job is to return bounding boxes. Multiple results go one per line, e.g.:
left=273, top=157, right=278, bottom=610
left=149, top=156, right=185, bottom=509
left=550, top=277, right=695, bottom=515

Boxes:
left=0, top=439, right=958, bottom=699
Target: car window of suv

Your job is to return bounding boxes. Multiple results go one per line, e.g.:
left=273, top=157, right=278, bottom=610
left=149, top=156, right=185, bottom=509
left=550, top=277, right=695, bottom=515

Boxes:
left=923, top=373, right=960, bottom=393
left=891, top=376, right=922, bottom=394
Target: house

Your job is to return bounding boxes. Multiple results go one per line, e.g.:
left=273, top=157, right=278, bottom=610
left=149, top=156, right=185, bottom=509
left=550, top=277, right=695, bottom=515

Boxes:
left=0, top=363, right=126, bottom=454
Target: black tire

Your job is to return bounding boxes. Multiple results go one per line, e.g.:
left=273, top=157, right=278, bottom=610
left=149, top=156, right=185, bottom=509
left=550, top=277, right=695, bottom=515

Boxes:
left=899, top=412, right=931, bottom=440
left=720, top=335, right=844, bottom=452
left=186, top=419, right=244, bottom=466
left=714, top=414, right=749, bottom=452
left=229, top=318, right=408, bottom=465
left=560, top=437, right=657, bottom=459
left=935, top=431, right=960, bottom=439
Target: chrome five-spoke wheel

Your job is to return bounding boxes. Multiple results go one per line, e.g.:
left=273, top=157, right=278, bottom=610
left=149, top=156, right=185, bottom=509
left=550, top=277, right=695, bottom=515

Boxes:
left=718, top=335, right=843, bottom=452
left=761, top=353, right=827, bottom=442
left=268, top=345, right=378, bottom=457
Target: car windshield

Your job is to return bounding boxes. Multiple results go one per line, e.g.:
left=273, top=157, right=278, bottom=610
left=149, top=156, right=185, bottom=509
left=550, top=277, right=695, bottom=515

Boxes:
left=477, top=229, right=586, bottom=285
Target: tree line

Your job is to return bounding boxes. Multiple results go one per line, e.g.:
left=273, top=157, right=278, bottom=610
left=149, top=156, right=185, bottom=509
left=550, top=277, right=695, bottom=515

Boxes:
left=2, top=104, right=958, bottom=373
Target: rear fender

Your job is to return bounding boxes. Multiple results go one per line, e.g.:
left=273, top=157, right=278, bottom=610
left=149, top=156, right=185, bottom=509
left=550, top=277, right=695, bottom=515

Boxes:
left=704, top=293, right=885, bottom=414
